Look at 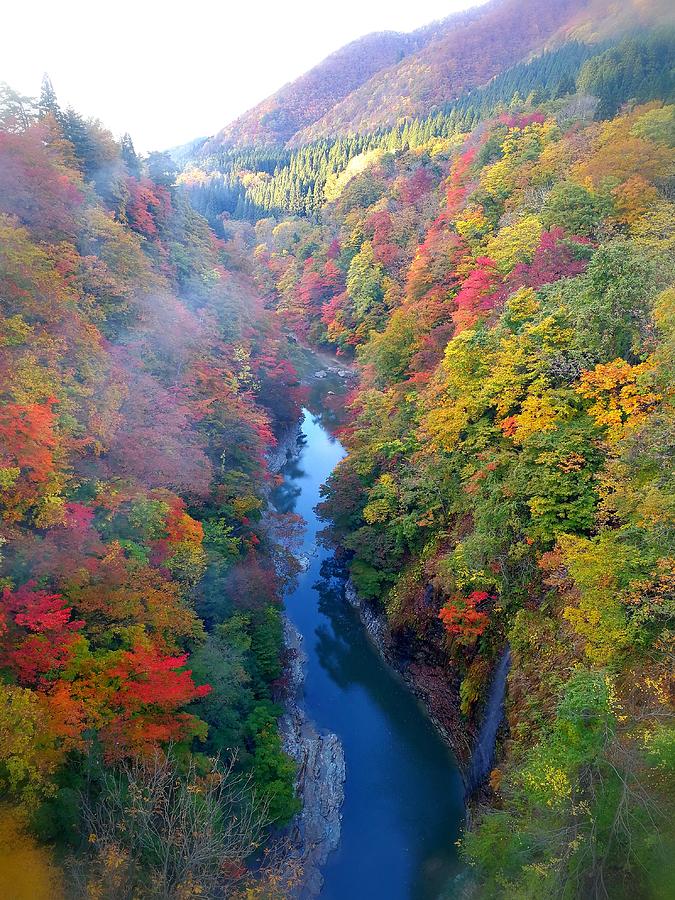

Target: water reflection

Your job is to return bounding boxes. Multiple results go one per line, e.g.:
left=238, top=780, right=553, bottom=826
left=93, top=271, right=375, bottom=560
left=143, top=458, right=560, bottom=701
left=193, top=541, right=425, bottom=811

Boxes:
left=313, top=580, right=357, bottom=692
left=272, top=460, right=304, bottom=514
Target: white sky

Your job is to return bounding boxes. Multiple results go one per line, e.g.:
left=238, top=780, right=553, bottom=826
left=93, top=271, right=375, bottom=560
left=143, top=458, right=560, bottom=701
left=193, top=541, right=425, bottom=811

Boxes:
left=3, top=0, right=483, bottom=152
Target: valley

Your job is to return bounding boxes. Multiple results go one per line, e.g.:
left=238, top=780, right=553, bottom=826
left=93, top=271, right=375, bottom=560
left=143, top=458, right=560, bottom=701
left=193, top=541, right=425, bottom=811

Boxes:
left=0, top=0, right=673, bottom=896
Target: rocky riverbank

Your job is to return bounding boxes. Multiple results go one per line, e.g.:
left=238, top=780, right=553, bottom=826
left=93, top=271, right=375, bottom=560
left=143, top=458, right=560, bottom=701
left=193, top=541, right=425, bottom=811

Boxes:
left=278, top=620, right=345, bottom=898
left=266, top=417, right=303, bottom=476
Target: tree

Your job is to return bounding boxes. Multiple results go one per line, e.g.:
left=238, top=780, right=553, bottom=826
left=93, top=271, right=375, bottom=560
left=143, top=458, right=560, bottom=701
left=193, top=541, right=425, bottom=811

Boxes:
left=0, top=684, right=61, bottom=804
left=120, top=133, right=141, bottom=178
left=439, top=591, right=491, bottom=646
left=38, top=74, right=61, bottom=122
left=542, top=181, right=609, bottom=238
left=577, top=33, right=675, bottom=118
left=346, top=241, right=385, bottom=321
left=145, top=151, right=177, bottom=188
left=0, top=82, right=37, bottom=132
left=0, top=583, right=85, bottom=686
left=99, top=643, right=211, bottom=760
left=75, top=752, right=271, bottom=899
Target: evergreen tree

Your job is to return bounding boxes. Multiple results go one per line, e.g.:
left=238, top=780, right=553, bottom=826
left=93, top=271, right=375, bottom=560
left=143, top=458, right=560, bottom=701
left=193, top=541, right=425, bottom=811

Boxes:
left=38, top=74, right=61, bottom=122
left=146, top=151, right=177, bottom=188
left=0, top=82, right=36, bottom=132
left=121, top=132, right=141, bottom=178
left=61, top=109, right=97, bottom=177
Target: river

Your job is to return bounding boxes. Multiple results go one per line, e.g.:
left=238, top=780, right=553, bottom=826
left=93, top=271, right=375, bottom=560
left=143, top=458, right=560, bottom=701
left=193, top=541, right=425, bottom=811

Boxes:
left=272, top=401, right=465, bottom=900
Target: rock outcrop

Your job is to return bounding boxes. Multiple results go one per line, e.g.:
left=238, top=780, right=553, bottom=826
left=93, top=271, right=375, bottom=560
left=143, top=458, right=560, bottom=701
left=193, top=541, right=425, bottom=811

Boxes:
left=279, top=619, right=345, bottom=898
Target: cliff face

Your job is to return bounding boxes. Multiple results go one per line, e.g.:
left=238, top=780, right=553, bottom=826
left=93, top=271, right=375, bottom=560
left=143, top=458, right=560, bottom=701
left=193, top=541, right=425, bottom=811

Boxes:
left=344, top=582, right=474, bottom=768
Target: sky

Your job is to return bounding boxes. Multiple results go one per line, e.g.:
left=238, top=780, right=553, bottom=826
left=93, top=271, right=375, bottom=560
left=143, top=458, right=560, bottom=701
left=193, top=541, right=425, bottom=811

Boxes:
left=2, top=0, right=484, bottom=152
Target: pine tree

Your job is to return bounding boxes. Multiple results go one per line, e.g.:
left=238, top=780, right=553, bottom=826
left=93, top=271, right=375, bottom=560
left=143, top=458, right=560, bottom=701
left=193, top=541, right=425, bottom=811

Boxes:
left=61, top=109, right=97, bottom=177
left=0, top=82, right=36, bottom=132
left=38, top=74, right=61, bottom=122
left=121, top=133, right=142, bottom=178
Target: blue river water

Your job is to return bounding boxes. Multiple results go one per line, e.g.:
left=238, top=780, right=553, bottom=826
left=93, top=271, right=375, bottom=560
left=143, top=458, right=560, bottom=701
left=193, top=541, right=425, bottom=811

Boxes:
left=272, top=409, right=465, bottom=899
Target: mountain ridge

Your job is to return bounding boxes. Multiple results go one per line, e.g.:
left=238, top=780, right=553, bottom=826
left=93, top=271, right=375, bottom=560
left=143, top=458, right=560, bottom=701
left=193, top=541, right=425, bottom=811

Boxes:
left=201, top=22, right=445, bottom=152
left=200, top=0, right=672, bottom=154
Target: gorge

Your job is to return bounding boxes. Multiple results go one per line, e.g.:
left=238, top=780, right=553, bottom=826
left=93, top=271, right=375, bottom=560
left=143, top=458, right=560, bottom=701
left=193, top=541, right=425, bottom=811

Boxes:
left=272, top=375, right=466, bottom=898
left=0, top=0, right=673, bottom=897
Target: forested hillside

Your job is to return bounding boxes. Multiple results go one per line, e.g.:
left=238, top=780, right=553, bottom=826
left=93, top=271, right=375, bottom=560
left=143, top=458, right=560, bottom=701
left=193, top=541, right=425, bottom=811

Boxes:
left=198, top=0, right=672, bottom=153
left=182, top=26, right=675, bottom=897
left=202, top=27, right=437, bottom=151
left=178, top=29, right=675, bottom=226
left=0, top=79, right=306, bottom=896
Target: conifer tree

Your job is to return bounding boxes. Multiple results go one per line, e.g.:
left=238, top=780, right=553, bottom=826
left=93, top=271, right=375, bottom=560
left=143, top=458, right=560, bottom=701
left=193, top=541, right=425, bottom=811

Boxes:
left=38, top=74, right=61, bottom=122
left=121, top=132, right=142, bottom=178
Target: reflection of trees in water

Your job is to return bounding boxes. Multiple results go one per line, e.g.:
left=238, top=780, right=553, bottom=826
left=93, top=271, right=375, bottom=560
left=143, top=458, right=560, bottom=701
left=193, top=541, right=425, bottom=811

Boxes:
left=312, top=558, right=404, bottom=706
left=271, top=481, right=301, bottom=515
left=310, top=556, right=464, bottom=900
left=282, top=456, right=307, bottom=482
left=270, top=457, right=305, bottom=514
left=306, top=381, right=349, bottom=432
left=273, top=398, right=464, bottom=900
left=312, top=562, right=360, bottom=692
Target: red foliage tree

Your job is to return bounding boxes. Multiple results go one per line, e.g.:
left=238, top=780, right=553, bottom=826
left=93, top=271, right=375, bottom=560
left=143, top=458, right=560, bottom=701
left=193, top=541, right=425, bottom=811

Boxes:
left=100, top=643, right=211, bottom=760
left=397, top=166, right=434, bottom=205
left=104, top=366, right=213, bottom=497
left=446, top=148, right=477, bottom=217
left=439, top=590, right=491, bottom=644
left=125, top=177, right=172, bottom=238
left=0, top=583, right=84, bottom=685
left=504, top=227, right=591, bottom=294
left=452, top=257, right=501, bottom=332
left=0, top=397, right=61, bottom=522
left=0, top=126, right=82, bottom=236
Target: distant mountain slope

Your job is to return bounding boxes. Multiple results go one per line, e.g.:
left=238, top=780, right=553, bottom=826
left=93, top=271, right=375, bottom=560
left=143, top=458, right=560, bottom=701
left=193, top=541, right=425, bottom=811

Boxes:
left=202, top=26, right=445, bottom=152
left=203, top=0, right=672, bottom=152
left=292, top=0, right=669, bottom=145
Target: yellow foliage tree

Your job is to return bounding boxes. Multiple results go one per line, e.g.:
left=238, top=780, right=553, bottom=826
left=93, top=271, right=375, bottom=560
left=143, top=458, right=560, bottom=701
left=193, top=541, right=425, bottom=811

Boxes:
left=576, top=359, right=661, bottom=442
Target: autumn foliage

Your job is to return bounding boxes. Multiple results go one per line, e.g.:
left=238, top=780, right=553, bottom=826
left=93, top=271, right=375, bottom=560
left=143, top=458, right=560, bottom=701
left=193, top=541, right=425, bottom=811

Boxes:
left=273, top=93, right=675, bottom=898
left=439, top=591, right=491, bottom=644
left=0, top=87, right=303, bottom=850
left=2, top=13, right=674, bottom=896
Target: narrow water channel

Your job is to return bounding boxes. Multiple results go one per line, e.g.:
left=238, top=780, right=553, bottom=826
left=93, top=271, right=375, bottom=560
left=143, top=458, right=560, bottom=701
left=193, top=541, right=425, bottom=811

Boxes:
left=272, top=407, right=465, bottom=900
